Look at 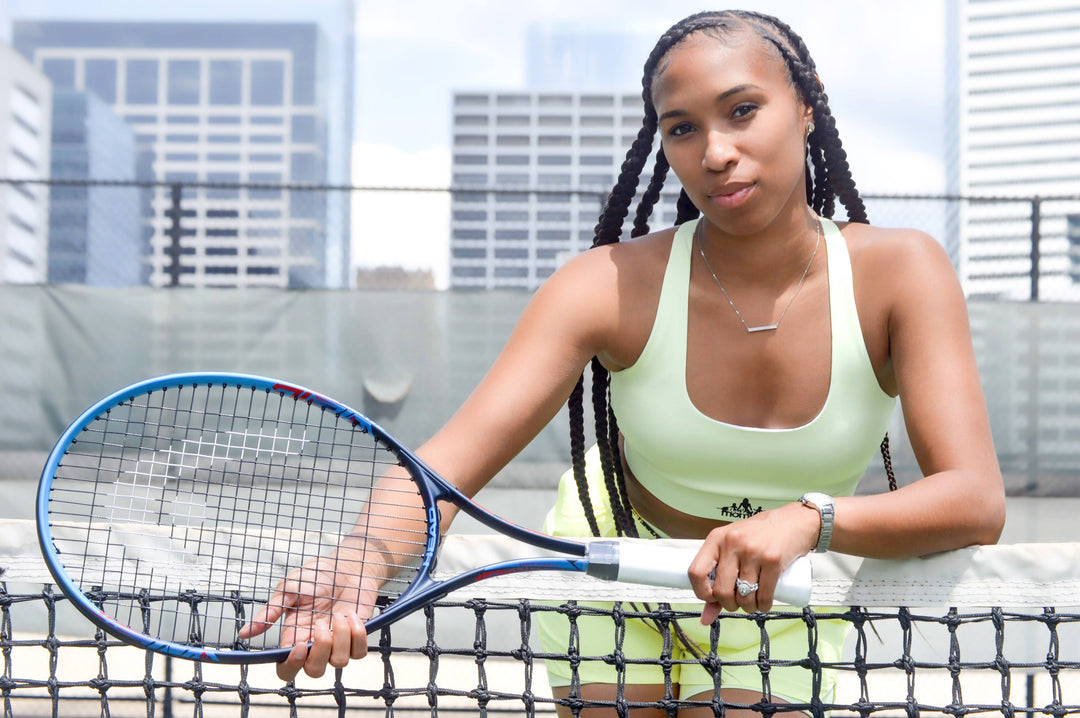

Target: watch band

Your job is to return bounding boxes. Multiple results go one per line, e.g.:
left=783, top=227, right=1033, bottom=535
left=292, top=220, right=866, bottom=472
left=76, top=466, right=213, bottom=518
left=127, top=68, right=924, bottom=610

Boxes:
left=800, top=492, right=835, bottom=553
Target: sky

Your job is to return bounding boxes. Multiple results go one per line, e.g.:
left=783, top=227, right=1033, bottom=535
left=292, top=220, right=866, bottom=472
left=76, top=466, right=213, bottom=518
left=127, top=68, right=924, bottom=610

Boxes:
left=2, top=0, right=951, bottom=287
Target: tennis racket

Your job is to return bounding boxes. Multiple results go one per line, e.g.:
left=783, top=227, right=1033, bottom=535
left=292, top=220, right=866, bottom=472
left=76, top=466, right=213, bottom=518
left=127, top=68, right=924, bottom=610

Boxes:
left=37, top=372, right=812, bottom=664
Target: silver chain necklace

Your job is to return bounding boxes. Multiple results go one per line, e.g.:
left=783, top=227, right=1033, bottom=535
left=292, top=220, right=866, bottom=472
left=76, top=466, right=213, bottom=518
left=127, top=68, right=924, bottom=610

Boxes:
left=695, top=216, right=822, bottom=333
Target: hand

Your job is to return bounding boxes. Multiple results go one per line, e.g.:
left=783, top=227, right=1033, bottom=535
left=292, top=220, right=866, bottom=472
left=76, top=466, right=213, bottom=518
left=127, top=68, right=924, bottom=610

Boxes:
left=686, top=501, right=819, bottom=622
left=238, top=550, right=380, bottom=682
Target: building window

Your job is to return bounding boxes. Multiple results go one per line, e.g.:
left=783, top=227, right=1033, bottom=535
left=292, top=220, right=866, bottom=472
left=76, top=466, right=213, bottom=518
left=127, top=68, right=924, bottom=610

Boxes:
left=85, top=59, right=117, bottom=103
left=494, top=266, right=528, bottom=278
left=456, top=94, right=489, bottom=107
left=581, top=95, right=614, bottom=107
left=42, top=58, right=75, bottom=88
left=539, top=95, right=572, bottom=108
left=455, top=114, right=489, bottom=127
left=292, top=114, right=318, bottom=143
left=497, top=115, right=530, bottom=127
left=581, top=116, right=614, bottom=127
left=496, top=155, right=529, bottom=165
left=538, top=115, right=571, bottom=127
left=126, top=59, right=159, bottom=104
left=455, top=134, right=487, bottom=146
left=168, top=60, right=200, bottom=105
left=538, top=155, right=571, bottom=165
left=538, top=135, right=571, bottom=147
left=210, top=60, right=243, bottom=105
left=496, top=94, right=531, bottom=107
left=496, top=135, right=529, bottom=146
left=452, top=248, right=487, bottom=259
left=251, top=60, right=285, bottom=106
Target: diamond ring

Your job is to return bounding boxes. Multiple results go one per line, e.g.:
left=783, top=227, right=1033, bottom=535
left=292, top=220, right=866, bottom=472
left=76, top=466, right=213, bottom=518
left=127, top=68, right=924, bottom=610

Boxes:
left=735, top=578, right=759, bottom=597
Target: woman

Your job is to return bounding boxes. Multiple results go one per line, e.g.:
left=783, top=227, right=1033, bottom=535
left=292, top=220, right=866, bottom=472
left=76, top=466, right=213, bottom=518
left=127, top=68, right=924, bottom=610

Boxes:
left=248, top=10, right=1004, bottom=715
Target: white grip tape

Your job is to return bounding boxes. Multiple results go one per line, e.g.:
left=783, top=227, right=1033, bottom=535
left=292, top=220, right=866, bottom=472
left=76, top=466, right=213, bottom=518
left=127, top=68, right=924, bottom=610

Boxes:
left=615, top=543, right=814, bottom=607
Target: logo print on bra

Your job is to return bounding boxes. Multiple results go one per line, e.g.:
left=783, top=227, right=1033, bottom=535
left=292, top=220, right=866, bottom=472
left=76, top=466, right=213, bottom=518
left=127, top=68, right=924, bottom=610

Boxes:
left=719, top=498, right=763, bottom=520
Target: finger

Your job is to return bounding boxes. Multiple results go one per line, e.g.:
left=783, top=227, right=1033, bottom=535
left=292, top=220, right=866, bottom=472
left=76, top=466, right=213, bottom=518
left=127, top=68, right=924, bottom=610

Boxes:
left=712, top=557, right=740, bottom=613
left=755, top=562, right=783, bottom=613
left=329, top=614, right=353, bottom=668
left=304, top=620, right=333, bottom=679
left=277, top=642, right=309, bottom=683
left=734, top=570, right=761, bottom=613
left=349, top=614, right=368, bottom=660
left=700, top=601, right=722, bottom=626
left=238, top=583, right=300, bottom=639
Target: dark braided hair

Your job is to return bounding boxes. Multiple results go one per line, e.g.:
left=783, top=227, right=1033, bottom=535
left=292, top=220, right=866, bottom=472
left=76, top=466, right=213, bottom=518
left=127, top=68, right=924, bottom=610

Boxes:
left=568, top=10, right=896, bottom=544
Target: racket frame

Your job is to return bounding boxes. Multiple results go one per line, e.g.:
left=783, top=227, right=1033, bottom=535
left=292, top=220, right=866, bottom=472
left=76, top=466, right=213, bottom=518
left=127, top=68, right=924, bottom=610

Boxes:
left=36, top=372, right=591, bottom=663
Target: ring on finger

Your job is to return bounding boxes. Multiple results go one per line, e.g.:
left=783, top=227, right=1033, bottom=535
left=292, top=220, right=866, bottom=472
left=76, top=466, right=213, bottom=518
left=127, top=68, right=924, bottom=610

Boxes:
left=735, top=578, right=759, bottom=597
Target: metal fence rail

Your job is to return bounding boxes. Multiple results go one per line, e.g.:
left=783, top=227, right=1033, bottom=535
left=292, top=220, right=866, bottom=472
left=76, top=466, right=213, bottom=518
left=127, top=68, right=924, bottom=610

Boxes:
left=2, top=177, right=1078, bottom=298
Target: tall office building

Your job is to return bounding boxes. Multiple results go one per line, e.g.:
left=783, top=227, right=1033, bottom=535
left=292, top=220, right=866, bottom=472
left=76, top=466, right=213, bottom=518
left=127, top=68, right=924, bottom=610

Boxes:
left=48, top=89, right=141, bottom=286
left=449, top=90, right=679, bottom=290
left=0, top=41, right=51, bottom=283
left=947, top=0, right=1080, bottom=299
left=13, top=20, right=352, bottom=289
left=525, top=24, right=653, bottom=91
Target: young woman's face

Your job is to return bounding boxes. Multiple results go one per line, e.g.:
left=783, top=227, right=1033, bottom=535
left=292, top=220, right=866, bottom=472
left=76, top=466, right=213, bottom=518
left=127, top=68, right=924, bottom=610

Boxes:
left=651, top=30, right=812, bottom=234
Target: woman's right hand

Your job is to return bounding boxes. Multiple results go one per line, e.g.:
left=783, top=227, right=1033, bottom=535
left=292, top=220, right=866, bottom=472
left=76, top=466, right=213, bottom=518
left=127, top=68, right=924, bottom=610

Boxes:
left=238, top=551, right=380, bottom=681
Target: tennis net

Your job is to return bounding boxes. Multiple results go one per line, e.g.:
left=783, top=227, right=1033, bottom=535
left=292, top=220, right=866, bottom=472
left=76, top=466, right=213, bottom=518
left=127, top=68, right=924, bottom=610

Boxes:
left=4, top=519, right=1080, bottom=717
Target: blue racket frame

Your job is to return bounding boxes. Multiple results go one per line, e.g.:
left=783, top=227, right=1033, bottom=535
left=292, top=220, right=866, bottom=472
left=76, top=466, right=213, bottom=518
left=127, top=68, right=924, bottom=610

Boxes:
left=37, top=372, right=591, bottom=664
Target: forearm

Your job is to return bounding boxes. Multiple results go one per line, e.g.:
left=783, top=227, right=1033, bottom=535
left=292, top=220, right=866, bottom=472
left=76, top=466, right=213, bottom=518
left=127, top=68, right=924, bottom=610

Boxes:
left=827, top=469, right=1005, bottom=559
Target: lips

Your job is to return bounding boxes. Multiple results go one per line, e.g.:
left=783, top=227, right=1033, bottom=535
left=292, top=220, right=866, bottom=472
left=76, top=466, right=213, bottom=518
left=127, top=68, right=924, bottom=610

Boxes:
left=708, top=183, right=755, bottom=209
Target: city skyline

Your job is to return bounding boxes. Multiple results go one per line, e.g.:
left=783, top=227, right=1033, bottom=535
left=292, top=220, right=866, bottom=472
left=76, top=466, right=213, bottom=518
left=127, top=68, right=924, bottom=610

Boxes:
left=2, top=1, right=951, bottom=288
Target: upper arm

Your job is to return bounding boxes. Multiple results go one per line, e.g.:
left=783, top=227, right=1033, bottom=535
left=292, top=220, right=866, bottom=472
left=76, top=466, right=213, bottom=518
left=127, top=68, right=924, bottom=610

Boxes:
left=880, top=232, right=1001, bottom=484
left=415, top=246, right=621, bottom=498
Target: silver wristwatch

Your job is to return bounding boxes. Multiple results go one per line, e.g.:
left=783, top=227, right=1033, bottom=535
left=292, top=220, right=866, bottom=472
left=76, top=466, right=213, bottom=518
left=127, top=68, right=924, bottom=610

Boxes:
left=799, top=492, right=835, bottom=553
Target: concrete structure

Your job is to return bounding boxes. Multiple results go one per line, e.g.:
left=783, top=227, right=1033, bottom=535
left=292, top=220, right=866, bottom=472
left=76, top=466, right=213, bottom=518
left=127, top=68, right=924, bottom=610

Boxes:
left=13, top=20, right=352, bottom=289
left=0, top=41, right=51, bottom=283
left=449, top=90, right=679, bottom=290
left=947, top=0, right=1080, bottom=300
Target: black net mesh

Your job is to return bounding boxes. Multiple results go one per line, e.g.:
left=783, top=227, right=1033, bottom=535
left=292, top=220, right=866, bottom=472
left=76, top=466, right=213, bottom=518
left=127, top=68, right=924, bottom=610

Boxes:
left=4, top=579, right=1080, bottom=717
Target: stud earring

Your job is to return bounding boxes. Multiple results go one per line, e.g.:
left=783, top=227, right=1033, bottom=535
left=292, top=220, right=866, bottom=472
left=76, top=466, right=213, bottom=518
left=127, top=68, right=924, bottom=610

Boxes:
left=806, top=121, right=815, bottom=138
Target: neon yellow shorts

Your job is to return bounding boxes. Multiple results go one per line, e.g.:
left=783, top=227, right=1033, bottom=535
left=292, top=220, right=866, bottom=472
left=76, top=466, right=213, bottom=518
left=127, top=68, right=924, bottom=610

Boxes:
left=535, top=446, right=848, bottom=704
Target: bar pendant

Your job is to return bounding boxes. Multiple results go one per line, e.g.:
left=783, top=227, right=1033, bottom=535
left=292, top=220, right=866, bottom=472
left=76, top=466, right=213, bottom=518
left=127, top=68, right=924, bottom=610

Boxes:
left=747, top=324, right=779, bottom=333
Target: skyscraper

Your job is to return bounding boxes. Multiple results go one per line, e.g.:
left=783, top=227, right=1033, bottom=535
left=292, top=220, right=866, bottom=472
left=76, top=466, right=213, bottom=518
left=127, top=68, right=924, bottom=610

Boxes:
left=449, top=90, right=678, bottom=290
left=13, top=20, right=353, bottom=288
left=0, top=41, right=51, bottom=283
left=48, top=89, right=141, bottom=286
left=947, top=0, right=1080, bottom=299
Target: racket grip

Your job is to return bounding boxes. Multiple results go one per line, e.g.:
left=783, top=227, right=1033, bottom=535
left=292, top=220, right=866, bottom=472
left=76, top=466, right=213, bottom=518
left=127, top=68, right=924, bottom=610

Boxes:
left=586, top=541, right=813, bottom=607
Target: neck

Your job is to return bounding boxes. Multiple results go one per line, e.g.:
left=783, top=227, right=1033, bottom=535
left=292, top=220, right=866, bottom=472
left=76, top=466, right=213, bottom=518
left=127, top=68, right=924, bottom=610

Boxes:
left=696, top=210, right=822, bottom=288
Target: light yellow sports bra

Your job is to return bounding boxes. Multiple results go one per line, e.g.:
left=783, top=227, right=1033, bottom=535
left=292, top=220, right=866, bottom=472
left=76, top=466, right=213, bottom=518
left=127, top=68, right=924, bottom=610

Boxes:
left=609, top=217, right=897, bottom=521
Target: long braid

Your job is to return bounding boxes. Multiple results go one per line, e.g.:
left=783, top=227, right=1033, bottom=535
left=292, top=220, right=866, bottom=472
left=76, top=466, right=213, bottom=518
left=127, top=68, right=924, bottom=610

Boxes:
left=631, top=147, right=671, bottom=238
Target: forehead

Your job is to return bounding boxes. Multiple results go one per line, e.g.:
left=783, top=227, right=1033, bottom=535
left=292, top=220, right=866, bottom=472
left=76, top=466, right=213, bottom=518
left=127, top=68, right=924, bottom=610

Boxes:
left=651, top=29, right=792, bottom=109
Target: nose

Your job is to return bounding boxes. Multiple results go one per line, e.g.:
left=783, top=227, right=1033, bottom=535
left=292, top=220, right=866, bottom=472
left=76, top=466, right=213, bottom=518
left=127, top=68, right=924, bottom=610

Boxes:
left=703, top=130, right=737, bottom=172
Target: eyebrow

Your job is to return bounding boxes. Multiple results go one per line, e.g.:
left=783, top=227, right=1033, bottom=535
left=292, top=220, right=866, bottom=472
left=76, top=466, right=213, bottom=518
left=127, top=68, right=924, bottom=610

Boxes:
left=656, top=84, right=762, bottom=123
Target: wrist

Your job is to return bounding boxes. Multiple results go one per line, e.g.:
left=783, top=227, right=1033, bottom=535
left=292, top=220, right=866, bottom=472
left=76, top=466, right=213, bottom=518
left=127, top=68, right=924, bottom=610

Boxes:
left=799, top=492, right=835, bottom=553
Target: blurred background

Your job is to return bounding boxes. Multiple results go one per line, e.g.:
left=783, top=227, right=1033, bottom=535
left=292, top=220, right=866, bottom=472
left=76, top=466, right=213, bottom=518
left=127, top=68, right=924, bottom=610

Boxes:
left=0, top=0, right=1078, bottom=533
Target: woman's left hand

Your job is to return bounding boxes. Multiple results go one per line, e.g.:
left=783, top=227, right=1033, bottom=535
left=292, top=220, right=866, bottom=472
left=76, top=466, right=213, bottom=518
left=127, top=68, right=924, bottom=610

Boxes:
left=687, top=501, right=820, bottom=621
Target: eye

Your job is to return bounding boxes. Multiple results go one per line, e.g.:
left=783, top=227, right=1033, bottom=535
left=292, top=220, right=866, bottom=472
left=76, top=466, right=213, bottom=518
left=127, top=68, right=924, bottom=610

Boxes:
left=731, top=102, right=758, bottom=119
left=667, top=122, right=694, bottom=138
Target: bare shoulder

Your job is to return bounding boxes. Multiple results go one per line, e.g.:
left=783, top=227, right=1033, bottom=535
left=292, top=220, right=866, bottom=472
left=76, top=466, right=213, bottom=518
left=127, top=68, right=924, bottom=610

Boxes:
left=535, top=227, right=677, bottom=367
left=838, top=222, right=961, bottom=305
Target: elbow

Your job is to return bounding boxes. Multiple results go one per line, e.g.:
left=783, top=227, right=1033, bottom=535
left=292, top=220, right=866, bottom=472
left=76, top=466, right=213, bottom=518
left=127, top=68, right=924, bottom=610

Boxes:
left=971, top=487, right=1006, bottom=547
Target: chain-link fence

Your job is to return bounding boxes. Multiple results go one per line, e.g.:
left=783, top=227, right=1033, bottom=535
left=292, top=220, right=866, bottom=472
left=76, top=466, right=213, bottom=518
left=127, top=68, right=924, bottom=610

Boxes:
left=2, top=177, right=1078, bottom=298
left=2, top=178, right=1080, bottom=505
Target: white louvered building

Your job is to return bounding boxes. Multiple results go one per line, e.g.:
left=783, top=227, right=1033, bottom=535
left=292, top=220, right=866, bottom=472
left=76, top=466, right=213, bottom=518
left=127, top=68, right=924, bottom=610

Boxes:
left=948, top=0, right=1080, bottom=299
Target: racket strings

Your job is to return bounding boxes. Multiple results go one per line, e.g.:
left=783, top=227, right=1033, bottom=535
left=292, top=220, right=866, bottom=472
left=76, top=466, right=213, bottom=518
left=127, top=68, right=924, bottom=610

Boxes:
left=47, top=381, right=432, bottom=652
